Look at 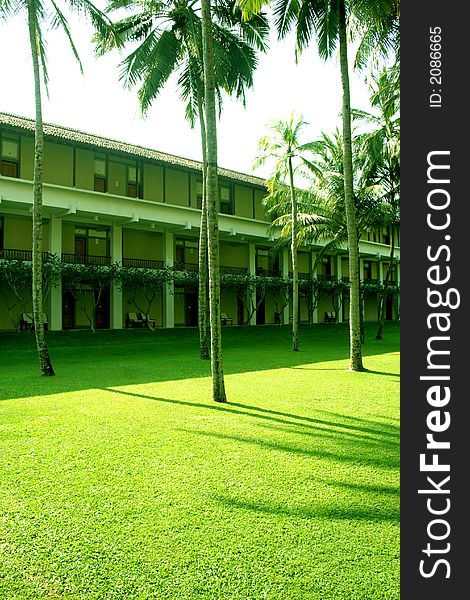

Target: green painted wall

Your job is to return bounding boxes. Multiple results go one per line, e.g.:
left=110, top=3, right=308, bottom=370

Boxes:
left=62, top=222, right=75, bottom=254
left=123, top=230, right=163, bottom=260
left=143, top=164, right=163, bottom=202
left=254, top=189, right=266, bottom=220
left=219, top=242, right=247, bottom=268
left=234, top=185, right=253, bottom=219
left=19, top=135, right=34, bottom=180
left=189, top=173, right=200, bottom=209
left=43, top=141, right=73, bottom=186
left=166, top=168, right=189, bottom=207
left=75, top=148, right=94, bottom=190
left=4, top=216, right=32, bottom=250
left=108, top=160, right=126, bottom=197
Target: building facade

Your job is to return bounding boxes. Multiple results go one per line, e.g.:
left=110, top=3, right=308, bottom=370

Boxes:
left=0, top=113, right=400, bottom=331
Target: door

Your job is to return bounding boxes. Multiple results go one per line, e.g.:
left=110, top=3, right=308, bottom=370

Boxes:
left=62, top=291, right=75, bottom=329
left=256, top=291, right=265, bottom=325
left=237, top=296, right=244, bottom=325
left=95, top=288, right=110, bottom=329
left=386, top=296, right=393, bottom=321
left=75, top=237, right=87, bottom=263
left=185, top=290, right=198, bottom=326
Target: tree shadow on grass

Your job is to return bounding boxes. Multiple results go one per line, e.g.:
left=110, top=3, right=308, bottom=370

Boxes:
left=228, top=402, right=399, bottom=440
left=182, top=428, right=399, bottom=470
left=104, top=388, right=399, bottom=455
left=212, top=494, right=399, bottom=523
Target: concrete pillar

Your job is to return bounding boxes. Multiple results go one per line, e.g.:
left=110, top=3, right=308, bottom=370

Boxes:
left=164, top=231, right=174, bottom=328
left=311, top=251, right=318, bottom=324
left=335, top=254, right=343, bottom=323
left=248, top=242, right=256, bottom=326
left=378, top=259, right=384, bottom=284
left=111, top=224, right=123, bottom=329
left=359, top=257, right=364, bottom=281
left=49, top=216, right=62, bottom=331
left=281, top=247, right=290, bottom=325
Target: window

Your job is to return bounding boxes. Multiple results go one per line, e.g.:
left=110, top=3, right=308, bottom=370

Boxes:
left=196, top=181, right=203, bottom=209
left=127, top=164, right=142, bottom=198
left=94, top=157, right=107, bottom=192
left=175, top=238, right=198, bottom=269
left=363, top=261, right=372, bottom=280
left=321, top=257, right=331, bottom=276
left=219, top=185, right=232, bottom=215
left=1, top=136, right=19, bottom=178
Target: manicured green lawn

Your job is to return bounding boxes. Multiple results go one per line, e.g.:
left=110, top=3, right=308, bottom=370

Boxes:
left=0, top=324, right=399, bottom=599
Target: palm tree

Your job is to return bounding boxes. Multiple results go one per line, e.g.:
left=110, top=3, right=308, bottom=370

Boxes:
left=241, top=0, right=399, bottom=370
left=200, top=0, right=226, bottom=401
left=265, top=128, right=389, bottom=336
left=255, top=114, right=315, bottom=351
left=353, top=65, right=400, bottom=339
left=1, top=0, right=115, bottom=376
left=98, top=0, right=268, bottom=362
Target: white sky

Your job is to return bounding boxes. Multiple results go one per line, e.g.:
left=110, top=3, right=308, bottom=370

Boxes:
left=0, top=5, right=374, bottom=179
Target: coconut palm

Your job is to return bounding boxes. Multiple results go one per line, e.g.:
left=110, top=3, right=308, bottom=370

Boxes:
left=241, top=0, right=399, bottom=370
left=265, top=128, right=389, bottom=338
left=254, top=114, right=315, bottom=351
left=353, top=65, right=400, bottom=339
left=0, top=0, right=116, bottom=376
left=98, top=0, right=268, bottom=362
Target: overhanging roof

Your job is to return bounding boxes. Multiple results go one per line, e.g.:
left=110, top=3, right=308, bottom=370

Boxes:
left=0, top=112, right=267, bottom=189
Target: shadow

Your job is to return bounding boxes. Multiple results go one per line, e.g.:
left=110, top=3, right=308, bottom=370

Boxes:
left=213, top=494, right=399, bottom=523
left=0, top=322, right=400, bottom=400
left=228, top=402, right=399, bottom=439
left=101, top=389, right=398, bottom=451
left=314, top=477, right=399, bottom=497
left=180, top=428, right=399, bottom=470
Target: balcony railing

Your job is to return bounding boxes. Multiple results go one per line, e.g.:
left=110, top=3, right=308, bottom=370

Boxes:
left=0, top=248, right=51, bottom=261
left=288, top=271, right=311, bottom=280
left=122, top=257, right=164, bottom=270
left=256, top=268, right=281, bottom=277
left=174, top=262, right=199, bottom=272
left=220, top=265, right=248, bottom=275
left=61, top=253, right=112, bottom=265
left=317, top=274, right=337, bottom=281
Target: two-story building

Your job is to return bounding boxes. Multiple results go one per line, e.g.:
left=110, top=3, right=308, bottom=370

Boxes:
left=0, top=113, right=400, bottom=331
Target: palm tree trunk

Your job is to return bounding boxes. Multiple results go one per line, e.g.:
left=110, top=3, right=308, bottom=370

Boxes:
left=376, top=225, right=395, bottom=339
left=28, top=5, right=55, bottom=377
left=201, top=0, right=227, bottom=402
left=338, top=0, right=363, bottom=371
left=288, top=156, right=299, bottom=351
left=196, top=90, right=210, bottom=360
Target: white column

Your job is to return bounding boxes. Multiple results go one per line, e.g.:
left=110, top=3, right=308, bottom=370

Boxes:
left=164, top=231, right=174, bottom=328
left=359, top=257, right=364, bottom=281
left=281, top=247, right=290, bottom=325
left=378, top=259, right=384, bottom=284
left=49, top=216, right=62, bottom=331
left=311, top=251, right=318, bottom=324
left=248, top=242, right=256, bottom=326
left=335, top=254, right=343, bottom=323
left=111, top=224, right=123, bottom=329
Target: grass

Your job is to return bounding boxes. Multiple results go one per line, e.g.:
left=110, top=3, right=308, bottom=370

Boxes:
left=0, top=323, right=400, bottom=599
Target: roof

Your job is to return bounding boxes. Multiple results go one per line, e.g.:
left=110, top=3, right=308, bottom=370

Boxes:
left=0, top=112, right=267, bottom=189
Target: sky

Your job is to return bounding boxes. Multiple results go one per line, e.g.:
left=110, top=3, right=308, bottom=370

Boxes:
left=0, top=4, right=375, bottom=180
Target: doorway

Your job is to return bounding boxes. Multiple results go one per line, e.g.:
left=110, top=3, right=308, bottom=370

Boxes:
left=62, top=291, right=75, bottom=329
left=256, top=291, right=265, bottom=325
left=185, top=290, right=198, bottom=326
left=95, top=288, right=110, bottom=329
